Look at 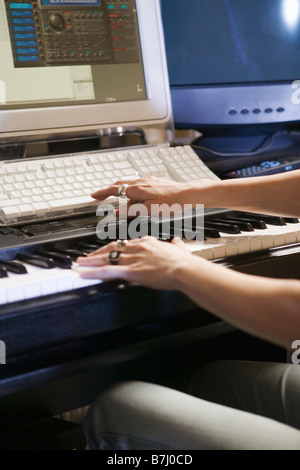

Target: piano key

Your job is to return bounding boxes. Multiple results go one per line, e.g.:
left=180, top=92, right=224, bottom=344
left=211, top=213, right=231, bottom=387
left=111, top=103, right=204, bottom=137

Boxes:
left=76, top=242, right=102, bottom=252
left=240, top=213, right=286, bottom=226
left=185, top=233, right=269, bottom=260
left=231, top=217, right=267, bottom=230
left=214, top=218, right=254, bottom=232
left=16, top=253, right=56, bottom=269
left=184, top=220, right=300, bottom=260
left=0, top=260, right=27, bottom=274
left=51, top=248, right=87, bottom=260
left=0, top=267, right=8, bottom=278
left=263, top=222, right=300, bottom=246
left=0, top=262, right=102, bottom=305
left=204, top=221, right=241, bottom=234
left=204, top=228, right=221, bottom=239
left=34, top=250, right=72, bottom=269
left=284, top=217, right=299, bottom=224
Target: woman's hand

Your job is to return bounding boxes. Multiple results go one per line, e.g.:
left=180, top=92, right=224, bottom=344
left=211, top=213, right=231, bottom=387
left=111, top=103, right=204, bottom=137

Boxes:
left=91, top=176, right=216, bottom=216
left=76, top=236, right=195, bottom=291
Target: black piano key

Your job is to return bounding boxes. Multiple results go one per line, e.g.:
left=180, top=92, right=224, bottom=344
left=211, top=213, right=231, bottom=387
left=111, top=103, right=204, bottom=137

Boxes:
left=205, top=221, right=241, bottom=234
left=76, top=242, right=102, bottom=252
left=213, top=218, right=254, bottom=232
left=0, top=260, right=27, bottom=274
left=0, top=267, right=8, bottom=278
left=242, top=213, right=286, bottom=226
left=34, top=250, right=72, bottom=269
left=284, top=217, right=299, bottom=223
left=52, top=248, right=87, bottom=260
left=16, top=253, right=56, bottom=269
left=90, top=238, right=110, bottom=247
left=204, top=228, right=221, bottom=239
left=231, top=216, right=267, bottom=229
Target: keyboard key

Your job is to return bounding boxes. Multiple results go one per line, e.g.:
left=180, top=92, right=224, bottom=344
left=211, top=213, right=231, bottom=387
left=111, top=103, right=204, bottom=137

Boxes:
left=0, top=260, right=27, bottom=274
left=16, top=253, right=56, bottom=269
left=34, top=250, right=72, bottom=269
left=0, top=206, right=21, bottom=220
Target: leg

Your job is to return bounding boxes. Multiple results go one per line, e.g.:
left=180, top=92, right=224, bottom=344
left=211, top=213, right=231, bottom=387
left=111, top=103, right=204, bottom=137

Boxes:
left=189, top=360, right=300, bottom=430
left=84, top=377, right=300, bottom=450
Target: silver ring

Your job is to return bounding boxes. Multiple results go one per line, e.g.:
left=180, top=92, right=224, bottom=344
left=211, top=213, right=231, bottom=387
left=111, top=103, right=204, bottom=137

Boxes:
left=108, top=250, right=121, bottom=265
left=118, top=183, right=128, bottom=198
left=116, top=239, right=128, bottom=251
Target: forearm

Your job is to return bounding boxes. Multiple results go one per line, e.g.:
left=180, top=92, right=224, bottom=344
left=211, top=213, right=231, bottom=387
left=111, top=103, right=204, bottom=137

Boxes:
left=172, top=257, right=300, bottom=348
left=188, top=170, right=300, bottom=217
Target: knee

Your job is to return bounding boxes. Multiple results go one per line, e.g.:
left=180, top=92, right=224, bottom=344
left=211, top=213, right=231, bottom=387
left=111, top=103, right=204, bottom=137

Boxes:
left=86, top=380, right=151, bottom=430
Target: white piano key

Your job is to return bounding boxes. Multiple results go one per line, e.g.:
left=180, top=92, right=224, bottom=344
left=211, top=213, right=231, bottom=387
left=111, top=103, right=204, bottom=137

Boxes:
left=0, top=261, right=103, bottom=306
left=184, top=219, right=300, bottom=260
left=24, top=275, right=42, bottom=299
left=4, top=277, right=26, bottom=303
left=263, top=223, right=297, bottom=246
left=55, top=270, right=75, bottom=292
left=0, top=285, right=7, bottom=305
left=72, top=275, right=101, bottom=289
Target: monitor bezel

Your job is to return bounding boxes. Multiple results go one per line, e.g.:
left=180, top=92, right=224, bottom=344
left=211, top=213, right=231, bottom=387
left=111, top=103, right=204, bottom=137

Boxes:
left=170, top=82, right=300, bottom=132
left=0, top=0, right=173, bottom=144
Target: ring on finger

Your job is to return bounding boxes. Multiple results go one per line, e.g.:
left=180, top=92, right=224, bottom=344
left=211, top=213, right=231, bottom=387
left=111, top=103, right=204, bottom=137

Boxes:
left=118, top=183, right=128, bottom=198
left=108, top=250, right=121, bottom=265
left=116, top=239, right=128, bottom=251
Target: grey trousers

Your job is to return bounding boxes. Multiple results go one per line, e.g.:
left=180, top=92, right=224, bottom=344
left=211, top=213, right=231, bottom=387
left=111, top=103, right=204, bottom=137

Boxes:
left=84, top=360, right=300, bottom=450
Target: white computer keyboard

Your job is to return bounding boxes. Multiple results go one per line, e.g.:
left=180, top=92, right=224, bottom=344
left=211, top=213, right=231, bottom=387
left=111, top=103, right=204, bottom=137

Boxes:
left=0, top=144, right=219, bottom=225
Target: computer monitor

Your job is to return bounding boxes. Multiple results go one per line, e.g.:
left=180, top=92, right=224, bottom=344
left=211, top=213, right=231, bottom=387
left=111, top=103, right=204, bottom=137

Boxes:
left=0, top=0, right=173, bottom=146
left=160, top=0, right=300, bottom=134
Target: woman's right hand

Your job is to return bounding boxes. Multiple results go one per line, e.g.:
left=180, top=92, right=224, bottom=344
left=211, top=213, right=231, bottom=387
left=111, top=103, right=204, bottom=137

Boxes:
left=91, top=176, right=217, bottom=216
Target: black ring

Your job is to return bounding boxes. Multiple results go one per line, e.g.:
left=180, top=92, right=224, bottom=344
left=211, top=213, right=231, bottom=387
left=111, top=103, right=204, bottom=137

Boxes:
left=108, top=250, right=121, bottom=265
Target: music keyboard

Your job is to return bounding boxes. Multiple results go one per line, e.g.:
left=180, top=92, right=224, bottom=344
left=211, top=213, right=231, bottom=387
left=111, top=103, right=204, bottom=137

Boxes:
left=0, top=211, right=300, bottom=306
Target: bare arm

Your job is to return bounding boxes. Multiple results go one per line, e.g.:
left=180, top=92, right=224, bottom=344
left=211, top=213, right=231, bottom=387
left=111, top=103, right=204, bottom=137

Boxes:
left=77, top=237, right=300, bottom=349
left=201, top=170, right=300, bottom=217
left=175, top=254, right=300, bottom=349
left=91, top=169, right=300, bottom=218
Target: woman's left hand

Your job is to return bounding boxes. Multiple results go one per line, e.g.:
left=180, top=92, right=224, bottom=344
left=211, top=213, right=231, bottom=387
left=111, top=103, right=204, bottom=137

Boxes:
left=76, top=236, right=193, bottom=291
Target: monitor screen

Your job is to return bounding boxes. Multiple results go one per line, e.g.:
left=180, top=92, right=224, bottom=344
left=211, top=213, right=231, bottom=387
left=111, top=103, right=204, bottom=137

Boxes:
left=161, top=0, right=300, bottom=131
left=0, top=0, right=172, bottom=143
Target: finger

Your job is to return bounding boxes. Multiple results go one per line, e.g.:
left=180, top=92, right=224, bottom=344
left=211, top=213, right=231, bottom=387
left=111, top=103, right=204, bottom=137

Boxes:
left=79, top=265, right=130, bottom=281
left=83, top=236, right=160, bottom=260
left=91, top=179, right=141, bottom=200
left=77, top=251, right=137, bottom=267
left=85, top=239, right=131, bottom=257
left=91, top=184, right=118, bottom=200
left=77, top=254, right=109, bottom=265
left=171, top=237, right=186, bottom=248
